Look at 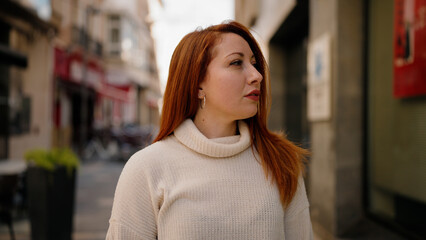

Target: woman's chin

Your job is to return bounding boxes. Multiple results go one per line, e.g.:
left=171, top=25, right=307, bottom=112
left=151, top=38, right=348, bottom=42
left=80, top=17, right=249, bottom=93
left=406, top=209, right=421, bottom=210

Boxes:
left=238, top=108, right=258, bottom=120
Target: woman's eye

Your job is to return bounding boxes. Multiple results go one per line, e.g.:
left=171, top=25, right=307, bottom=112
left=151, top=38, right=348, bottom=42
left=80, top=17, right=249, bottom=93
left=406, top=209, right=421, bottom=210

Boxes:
left=230, top=60, right=242, bottom=66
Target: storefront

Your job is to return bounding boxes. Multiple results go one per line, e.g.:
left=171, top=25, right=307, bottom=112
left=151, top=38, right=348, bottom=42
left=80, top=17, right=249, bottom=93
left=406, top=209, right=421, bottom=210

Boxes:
left=235, top=0, right=425, bottom=238
left=53, top=48, right=131, bottom=150
left=367, top=0, right=426, bottom=238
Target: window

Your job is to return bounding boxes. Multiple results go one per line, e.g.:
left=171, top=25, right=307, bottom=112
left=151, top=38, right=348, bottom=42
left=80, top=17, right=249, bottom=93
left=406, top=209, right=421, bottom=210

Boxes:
left=110, top=28, right=120, bottom=43
left=9, top=68, right=30, bottom=135
left=107, top=14, right=121, bottom=56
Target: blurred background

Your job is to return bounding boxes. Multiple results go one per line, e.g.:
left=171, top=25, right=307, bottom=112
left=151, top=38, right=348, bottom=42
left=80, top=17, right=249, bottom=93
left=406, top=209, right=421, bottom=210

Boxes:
left=0, top=0, right=425, bottom=239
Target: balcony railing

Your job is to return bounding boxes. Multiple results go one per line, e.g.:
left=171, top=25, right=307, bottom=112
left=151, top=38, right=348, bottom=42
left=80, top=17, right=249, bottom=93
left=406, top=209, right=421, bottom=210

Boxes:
left=71, top=25, right=103, bottom=57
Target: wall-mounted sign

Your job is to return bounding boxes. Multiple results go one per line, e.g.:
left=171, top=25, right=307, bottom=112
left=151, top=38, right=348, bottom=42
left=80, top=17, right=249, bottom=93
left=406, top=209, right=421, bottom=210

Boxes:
left=393, top=0, right=426, bottom=98
left=307, top=33, right=332, bottom=122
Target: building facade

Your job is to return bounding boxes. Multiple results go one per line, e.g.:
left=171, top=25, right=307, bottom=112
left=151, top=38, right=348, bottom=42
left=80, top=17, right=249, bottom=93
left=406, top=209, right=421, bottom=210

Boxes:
left=0, top=0, right=58, bottom=159
left=102, top=0, right=160, bottom=129
left=235, top=0, right=425, bottom=239
left=51, top=0, right=161, bottom=153
left=1, top=0, right=160, bottom=159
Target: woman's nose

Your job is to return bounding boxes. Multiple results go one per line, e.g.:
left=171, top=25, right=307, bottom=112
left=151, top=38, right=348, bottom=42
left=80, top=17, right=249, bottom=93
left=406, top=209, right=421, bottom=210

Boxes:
left=248, top=65, right=263, bottom=85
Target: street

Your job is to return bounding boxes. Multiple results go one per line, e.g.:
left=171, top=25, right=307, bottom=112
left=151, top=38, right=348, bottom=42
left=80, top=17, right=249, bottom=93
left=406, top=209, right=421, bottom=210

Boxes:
left=73, top=159, right=123, bottom=240
left=0, top=159, right=124, bottom=240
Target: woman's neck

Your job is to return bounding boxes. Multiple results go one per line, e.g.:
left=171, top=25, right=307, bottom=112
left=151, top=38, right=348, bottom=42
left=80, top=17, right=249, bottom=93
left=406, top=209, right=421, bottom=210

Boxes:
left=193, top=113, right=237, bottom=139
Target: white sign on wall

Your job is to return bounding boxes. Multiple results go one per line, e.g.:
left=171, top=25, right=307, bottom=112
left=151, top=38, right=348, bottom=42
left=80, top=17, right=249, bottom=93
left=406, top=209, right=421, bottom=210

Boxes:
left=307, top=33, right=332, bottom=122
left=70, top=61, right=83, bottom=83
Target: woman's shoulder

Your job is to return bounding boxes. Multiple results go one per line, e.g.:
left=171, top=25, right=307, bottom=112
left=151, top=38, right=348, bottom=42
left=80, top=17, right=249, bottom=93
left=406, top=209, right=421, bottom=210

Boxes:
left=124, top=135, right=180, bottom=169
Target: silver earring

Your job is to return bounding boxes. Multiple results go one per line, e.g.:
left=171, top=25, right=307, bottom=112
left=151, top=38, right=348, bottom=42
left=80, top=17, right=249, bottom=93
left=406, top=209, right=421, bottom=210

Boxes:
left=202, top=96, right=206, bottom=109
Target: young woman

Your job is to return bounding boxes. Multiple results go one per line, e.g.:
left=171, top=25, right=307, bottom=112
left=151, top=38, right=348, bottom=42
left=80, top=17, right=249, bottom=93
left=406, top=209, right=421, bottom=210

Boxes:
left=106, top=21, right=313, bottom=240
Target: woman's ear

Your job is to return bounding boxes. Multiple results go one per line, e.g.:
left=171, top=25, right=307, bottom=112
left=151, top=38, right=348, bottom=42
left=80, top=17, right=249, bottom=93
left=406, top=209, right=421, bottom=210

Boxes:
left=198, top=87, right=205, bottom=99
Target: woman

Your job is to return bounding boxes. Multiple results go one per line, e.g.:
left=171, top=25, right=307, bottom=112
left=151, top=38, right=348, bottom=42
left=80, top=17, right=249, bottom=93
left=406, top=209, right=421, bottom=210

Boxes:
left=106, top=21, right=313, bottom=239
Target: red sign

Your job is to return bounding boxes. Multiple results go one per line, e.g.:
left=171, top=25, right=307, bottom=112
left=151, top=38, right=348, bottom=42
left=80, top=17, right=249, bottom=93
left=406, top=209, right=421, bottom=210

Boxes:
left=393, top=0, right=426, bottom=98
left=54, top=48, right=69, bottom=79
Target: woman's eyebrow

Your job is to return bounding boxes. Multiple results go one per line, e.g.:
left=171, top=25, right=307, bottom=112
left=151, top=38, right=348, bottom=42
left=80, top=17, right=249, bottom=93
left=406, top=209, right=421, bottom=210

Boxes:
left=226, top=52, right=244, bottom=58
left=225, top=52, right=256, bottom=60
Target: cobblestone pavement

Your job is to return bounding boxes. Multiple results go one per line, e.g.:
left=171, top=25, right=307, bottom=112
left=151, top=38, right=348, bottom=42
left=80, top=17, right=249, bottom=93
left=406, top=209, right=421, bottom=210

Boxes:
left=0, top=159, right=125, bottom=240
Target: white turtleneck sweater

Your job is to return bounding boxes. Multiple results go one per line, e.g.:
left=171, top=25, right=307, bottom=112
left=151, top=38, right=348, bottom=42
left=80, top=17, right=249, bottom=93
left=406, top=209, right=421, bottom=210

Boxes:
left=106, top=119, right=313, bottom=240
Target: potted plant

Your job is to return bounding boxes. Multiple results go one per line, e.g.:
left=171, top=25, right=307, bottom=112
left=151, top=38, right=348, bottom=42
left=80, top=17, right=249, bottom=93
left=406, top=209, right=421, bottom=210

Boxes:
left=24, top=148, right=79, bottom=240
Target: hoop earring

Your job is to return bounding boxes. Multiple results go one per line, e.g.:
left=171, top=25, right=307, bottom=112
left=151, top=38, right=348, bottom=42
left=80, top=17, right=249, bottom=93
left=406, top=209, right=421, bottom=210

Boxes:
left=201, top=96, right=206, bottom=109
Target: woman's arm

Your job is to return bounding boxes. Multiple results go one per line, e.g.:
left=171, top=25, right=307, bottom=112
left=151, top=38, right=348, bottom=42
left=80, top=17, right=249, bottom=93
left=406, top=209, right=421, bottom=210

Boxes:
left=106, top=154, right=159, bottom=240
left=284, top=176, right=314, bottom=240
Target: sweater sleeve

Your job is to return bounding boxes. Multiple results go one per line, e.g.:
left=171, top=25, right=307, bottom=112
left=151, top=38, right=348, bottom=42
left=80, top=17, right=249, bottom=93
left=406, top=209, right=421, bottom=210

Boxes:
left=284, top=176, right=314, bottom=240
left=106, top=153, right=160, bottom=240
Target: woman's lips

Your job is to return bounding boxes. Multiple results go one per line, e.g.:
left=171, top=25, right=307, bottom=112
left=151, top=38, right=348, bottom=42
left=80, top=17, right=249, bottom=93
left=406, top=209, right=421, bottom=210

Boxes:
left=245, top=95, right=259, bottom=101
left=245, top=89, right=260, bottom=101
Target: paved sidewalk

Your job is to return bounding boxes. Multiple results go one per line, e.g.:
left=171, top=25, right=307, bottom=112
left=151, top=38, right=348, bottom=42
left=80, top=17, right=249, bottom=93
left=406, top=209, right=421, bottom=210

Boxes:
left=73, top=160, right=124, bottom=240
left=0, top=159, right=124, bottom=240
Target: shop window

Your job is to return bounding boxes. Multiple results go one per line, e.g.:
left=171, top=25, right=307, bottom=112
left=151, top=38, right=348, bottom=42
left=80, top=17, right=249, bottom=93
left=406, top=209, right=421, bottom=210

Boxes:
left=9, top=96, right=31, bottom=135
left=9, top=69, right=30, bottom=135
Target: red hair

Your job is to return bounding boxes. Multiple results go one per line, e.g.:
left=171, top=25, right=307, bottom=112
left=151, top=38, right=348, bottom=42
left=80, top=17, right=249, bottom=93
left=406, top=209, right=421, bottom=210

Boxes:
left=154, top=21, right=308, bottom=208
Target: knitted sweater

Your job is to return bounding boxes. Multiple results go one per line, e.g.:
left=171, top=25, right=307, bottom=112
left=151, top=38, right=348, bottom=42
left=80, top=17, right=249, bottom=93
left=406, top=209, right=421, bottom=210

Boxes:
left=106, top=119, right=313, bottom=240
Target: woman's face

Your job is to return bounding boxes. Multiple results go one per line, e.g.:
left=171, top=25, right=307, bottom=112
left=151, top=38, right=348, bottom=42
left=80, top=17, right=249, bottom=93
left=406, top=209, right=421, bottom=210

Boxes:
left=198, top=33, right=263, bottom=123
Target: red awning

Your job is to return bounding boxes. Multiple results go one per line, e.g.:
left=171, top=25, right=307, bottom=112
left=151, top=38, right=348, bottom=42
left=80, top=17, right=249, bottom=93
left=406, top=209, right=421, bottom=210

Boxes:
left=98, top=85, right=129, bottom=102
left=54, top=47, right=131, bottom=102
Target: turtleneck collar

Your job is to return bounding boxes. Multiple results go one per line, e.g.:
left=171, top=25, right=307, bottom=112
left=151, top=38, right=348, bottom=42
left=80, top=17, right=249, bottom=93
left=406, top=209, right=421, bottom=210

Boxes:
left=173, top=119, right=251, bottom=158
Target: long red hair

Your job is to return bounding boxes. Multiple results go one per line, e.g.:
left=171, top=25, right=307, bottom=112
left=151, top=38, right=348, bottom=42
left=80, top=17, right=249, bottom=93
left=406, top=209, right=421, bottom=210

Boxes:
left=154, top=21, right=308, bottom=208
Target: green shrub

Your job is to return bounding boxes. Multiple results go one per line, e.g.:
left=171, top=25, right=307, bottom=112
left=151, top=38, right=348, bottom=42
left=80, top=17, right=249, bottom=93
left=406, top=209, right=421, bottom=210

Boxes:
left=25, top=148, right=80, bottom=174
